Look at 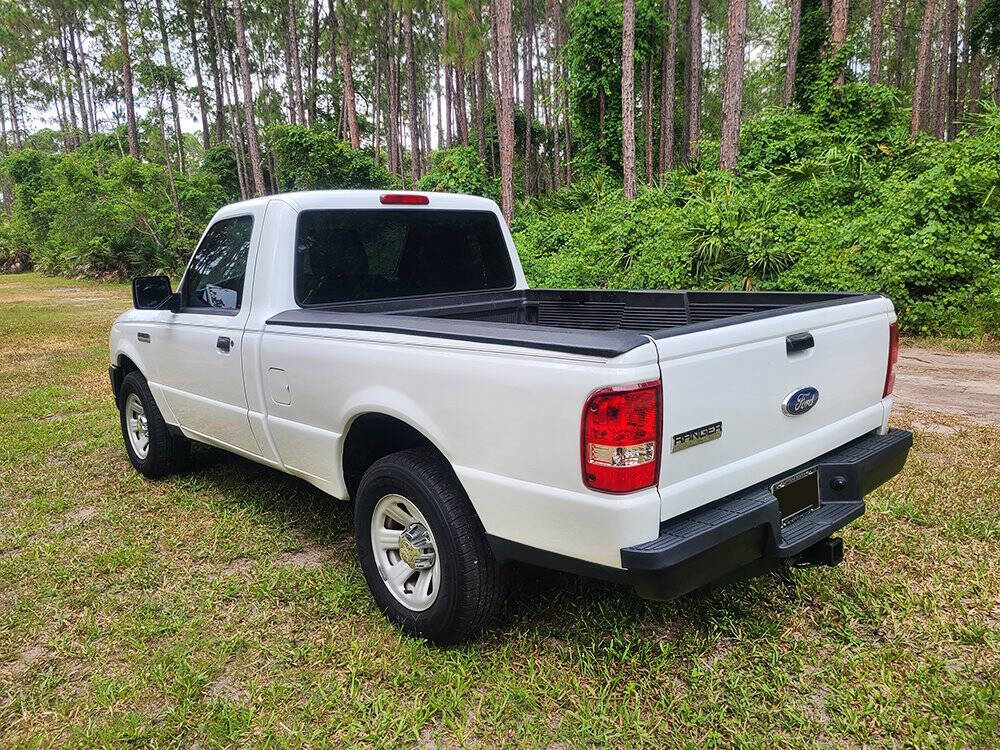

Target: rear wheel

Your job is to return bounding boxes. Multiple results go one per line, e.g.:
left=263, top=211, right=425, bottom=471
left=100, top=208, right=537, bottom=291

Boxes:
left=354, top=448, right=505, bottom=644
left=119, top=370, right=189, bottom=478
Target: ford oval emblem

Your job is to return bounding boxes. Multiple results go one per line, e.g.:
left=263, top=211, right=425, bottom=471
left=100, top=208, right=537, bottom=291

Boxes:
left=782, top=387, right=820, bottom=416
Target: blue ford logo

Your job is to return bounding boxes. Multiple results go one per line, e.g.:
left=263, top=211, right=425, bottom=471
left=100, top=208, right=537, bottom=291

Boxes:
left=782, top=387, right=820, bottom=416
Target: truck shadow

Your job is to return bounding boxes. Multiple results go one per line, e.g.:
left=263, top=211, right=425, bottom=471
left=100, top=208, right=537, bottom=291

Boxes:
left=181, top=444, right=798, bottom=646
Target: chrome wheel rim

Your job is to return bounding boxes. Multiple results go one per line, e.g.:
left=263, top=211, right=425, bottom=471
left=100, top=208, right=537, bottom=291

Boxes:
left=370, top=494, right=440, bottom=612
left=125, top=393, right=150, bottom=460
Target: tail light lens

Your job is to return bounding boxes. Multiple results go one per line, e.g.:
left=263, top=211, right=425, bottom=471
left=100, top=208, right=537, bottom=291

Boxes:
left=883, top=321, right=899, bottom=397
left=582, top=381, right=662, bottom=493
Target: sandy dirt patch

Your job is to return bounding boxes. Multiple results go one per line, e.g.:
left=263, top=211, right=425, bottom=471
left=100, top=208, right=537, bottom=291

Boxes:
left=893, top=347, right=1000, bottom=425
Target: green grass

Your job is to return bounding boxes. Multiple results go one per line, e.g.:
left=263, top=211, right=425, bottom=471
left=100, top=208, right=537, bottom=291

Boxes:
left=1, top=272, right=997, bottom=748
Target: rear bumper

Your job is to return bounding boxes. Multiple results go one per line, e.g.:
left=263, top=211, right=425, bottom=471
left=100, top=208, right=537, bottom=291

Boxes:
left=621, top=428, right=912, bottom=600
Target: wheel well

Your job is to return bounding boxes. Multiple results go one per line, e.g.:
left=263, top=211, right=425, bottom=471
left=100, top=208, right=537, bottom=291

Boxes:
left=342, top=413, right=444, bottom=499
left=112, top=355, right=141, bottom=405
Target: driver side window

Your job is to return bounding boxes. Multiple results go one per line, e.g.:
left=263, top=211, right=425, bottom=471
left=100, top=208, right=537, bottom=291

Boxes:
left=182, top=216, right=254, bottom=311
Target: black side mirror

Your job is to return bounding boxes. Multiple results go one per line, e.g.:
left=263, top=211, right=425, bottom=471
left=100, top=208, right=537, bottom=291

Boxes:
left=132, top=275, right=177, bottom=310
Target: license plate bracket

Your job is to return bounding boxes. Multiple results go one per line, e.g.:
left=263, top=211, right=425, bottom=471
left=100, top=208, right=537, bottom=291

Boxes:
left=772, top=468, right=820, bottom=526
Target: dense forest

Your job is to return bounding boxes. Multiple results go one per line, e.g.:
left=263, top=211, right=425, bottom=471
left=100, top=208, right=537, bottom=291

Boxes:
left=0, top=0, right=999, bottom=335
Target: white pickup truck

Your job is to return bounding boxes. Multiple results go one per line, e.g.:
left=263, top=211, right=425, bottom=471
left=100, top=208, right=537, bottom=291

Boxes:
left=110, top=190, right=911, bottom=643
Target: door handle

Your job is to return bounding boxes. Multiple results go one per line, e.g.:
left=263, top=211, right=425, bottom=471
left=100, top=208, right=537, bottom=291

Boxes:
left=217, top=336, right=232, bottom=353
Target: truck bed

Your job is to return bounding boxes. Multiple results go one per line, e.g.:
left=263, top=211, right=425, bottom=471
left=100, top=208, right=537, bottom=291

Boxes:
left=266, top=289, right=880, bottom=358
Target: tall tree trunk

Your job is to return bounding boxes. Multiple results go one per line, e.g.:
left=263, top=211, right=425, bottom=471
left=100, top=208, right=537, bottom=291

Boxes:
left=495, top=0, right=516, bottom=221
left=155, top=0, right=186, bottom=171
left=435, top=47, right=445, bottom=149
left=404, top=10, right=420, bottom=186
left=946, top=0, right=958, bottom=136
left=67, top=25, right=90, bottom=141
left=282, top=21, right=298, bottom=124
left=441, top=1, right=453, bottom=145
left=523, top=0, right=537, bottom=195
left=231, top=0, right=266, bottom=194
left=334, top=0, right=360, bottom=148
left=658, top=0, right=678, bottom=174
left=934, top=0, right=955, bottom=138
left=682, top=0, right=702, bottom=162
left=56, top=30, right=80, bottom=148
left=473, top=54, right=487, bottom=160
left=326, top=0, right=339, bottom=116
left=455, top=58, right=470, bottom=145
left=720, top=0, right=747, bottom=170
left=47, top=56, right=68, bottom=151
left=643, top=60, right=653, bottom=183
left=206, top=0, right=226, bottom=143
left=287, top=0, right=307, bottom=125
left=0, top=99, right=10, bottom=217
left=622, top=0, right=637, bottom=198
left=116, top=0, right=141, bottom=159
left=831, top=0, right=849, bottom=85
left=959, top=0, right=974, bottom=105
left=74, top=24, right=98, bottom=134
left=187, top=4, right=211, bottom=149
left=967, top=0, right=983, bottom=114
left=782, top=0, right=801, bottom=105
left=386, top=8, right=400, bottom=172
left=373, top=39, right=381, bottom=164
left=155, top=97, right=180, bottom=214
left=870, top=0, right=884, bottom=84
left=224, top=48, right=249, bottom=199
left=548, top=0, right=562, bottom=187
left=892, top=0, right=908, bottom=87
left=6, top=89, right=22, bottom=149
left=911, top=0, right=937, bottom=136
left=556, top=0, right=571, bottom=183
left=309, top=0, right=320, bottom=122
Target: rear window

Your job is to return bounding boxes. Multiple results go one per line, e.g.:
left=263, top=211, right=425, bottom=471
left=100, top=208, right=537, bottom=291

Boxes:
left=294, top=209, right=516, bottom=305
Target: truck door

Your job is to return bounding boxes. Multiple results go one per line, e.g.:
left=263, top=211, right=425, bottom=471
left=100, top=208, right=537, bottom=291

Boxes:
left=154, top=214, right=261, bottom=455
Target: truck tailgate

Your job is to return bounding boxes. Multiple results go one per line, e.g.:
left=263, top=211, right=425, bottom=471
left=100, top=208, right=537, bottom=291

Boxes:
left=652, top=296, right=893, bottom=522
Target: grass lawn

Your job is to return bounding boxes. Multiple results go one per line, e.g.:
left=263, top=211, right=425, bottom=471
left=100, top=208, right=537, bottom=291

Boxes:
left=1, top=272, right=997, bottom=748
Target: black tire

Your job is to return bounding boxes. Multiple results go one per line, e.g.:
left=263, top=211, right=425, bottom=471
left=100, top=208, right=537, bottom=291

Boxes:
left=118, top=370, right=190, bottom=478
left=354, top=448, right=505, bottom=645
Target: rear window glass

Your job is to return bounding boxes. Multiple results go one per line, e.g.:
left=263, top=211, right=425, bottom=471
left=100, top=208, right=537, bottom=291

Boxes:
left=294, top=209, right=516, bottom=305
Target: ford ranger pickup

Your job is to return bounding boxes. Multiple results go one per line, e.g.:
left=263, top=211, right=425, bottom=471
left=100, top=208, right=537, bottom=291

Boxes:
left=109, top=190, right=912, bottom=643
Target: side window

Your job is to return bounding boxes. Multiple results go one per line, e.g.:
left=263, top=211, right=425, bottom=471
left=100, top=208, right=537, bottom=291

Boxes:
left=182, top=216, right=254, bottom=311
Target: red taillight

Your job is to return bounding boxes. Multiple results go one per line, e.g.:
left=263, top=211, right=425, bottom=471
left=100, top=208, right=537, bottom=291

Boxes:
left=379, top=193, right=429, bottom=205
left=883, top=321, right=899, bottom=397
left=581, top=381, right=662, bottom=493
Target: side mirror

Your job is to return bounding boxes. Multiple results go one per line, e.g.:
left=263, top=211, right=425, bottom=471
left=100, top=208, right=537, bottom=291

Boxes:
left=132, top=275, right=178, bottom=310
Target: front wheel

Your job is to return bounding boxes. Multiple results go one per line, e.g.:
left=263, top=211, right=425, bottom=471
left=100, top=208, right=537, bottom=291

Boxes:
left=118, top=370, right=189, bottom=478
left=354, top=448, right=505, bottom=645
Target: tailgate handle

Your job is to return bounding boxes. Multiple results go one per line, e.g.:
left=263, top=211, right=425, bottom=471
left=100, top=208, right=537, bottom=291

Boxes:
left=786, top=332, right=814, bottom=353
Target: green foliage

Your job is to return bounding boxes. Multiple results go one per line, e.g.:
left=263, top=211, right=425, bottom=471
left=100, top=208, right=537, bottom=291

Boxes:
left=0, top=148, right=226, bottom=278
left=515, top=100, right=1000, bottom=336
left=417, top=146, right=499, bottom=201
left=201, top=144, right=242, bottom=202
left=970, top=0, right=1000, bottom=56
left=793, top=0, right=829, bottom=110
left=0, top=213, right=32, bottom=272
left=566, top=0, right=664, bottom=173
left=265, top=125, right=396, bottom=191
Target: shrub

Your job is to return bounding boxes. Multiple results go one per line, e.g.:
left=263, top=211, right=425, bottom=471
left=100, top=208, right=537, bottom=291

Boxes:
left=1, top=148, right=226, bottom=278
left=265, top=125, right=396, bottom=191
left=417, top=146, right=499, bottom=201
